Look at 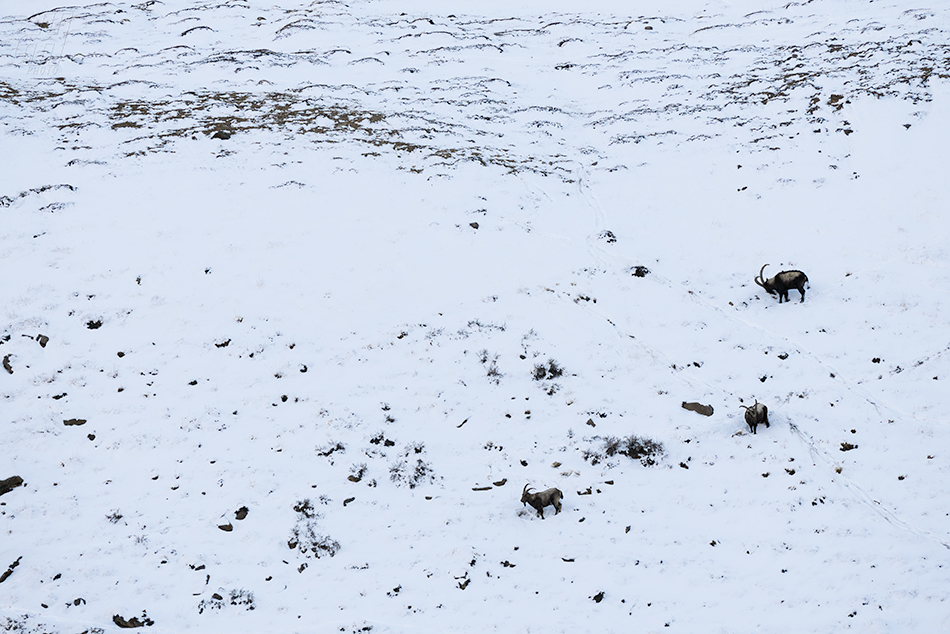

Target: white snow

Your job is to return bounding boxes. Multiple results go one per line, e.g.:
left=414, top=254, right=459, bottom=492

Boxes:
left=1, top=0, right=949, bottom=632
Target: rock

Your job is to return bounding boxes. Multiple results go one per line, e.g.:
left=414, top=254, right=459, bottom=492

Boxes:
left=211, top=130, right=232, bottom=140
left=0, top=476, right=23, bottom=496
left=235, top=506, right=248, bottom=520
left=469, top=222, right=479, bottom=230
left=37, top=335, right=49, bottom=348
left=492, top=478, right=507, bottom=487
left=0, top=557, right=22, bottom=583
left=2, top=355, right=11, bottom=374
left=681, top=401, right=714, bottom=416
left=218, top=523, right=233, bottom=532
left=113, top=613, right=154, bottom=628
left=63, top=418, right=87, bottom=426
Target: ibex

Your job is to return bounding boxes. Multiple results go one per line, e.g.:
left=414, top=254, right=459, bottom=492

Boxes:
left=740, top=400, right=769, bottom=434
left=755, top=264, right=808, bottom=303
left=521, top=484, right=563, bottom=519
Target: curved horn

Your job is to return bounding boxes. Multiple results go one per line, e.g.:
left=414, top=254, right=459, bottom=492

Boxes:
left=523, top=483, right=531, bottom=494
left=754, top=264, right=769, bottom=288
left=739, top=405, right=751, bottom=410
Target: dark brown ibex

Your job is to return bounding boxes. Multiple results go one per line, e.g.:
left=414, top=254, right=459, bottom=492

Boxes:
left=740, top=400, right=769, bottom=434
left=755, top=264, right=808, bottom=303
left=521, top=484, right=563, bottom=519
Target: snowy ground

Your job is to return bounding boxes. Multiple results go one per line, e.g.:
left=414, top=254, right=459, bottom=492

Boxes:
left=2, top=1, right=950, bottom=632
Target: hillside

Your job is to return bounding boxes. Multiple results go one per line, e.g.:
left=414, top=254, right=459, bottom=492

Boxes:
left=2, top=1, right=950, bottom=632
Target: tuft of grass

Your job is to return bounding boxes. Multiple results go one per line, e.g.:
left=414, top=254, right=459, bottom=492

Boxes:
left=288, top=499, right=340, bottom=558
left=585, top=435, right=665, bottom=467
left=532, top=358, right=564, bottom=381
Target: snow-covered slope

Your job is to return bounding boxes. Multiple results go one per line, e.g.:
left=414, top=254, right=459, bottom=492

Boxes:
left=2, top=1, right=949, bottom=632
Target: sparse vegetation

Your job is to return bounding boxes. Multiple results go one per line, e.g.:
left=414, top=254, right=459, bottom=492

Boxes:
left=532, top=358, right=564, bottom=381
left=478, top=349, right=503, bottom=384
left=316, top=442, right=345, bottom=457
left=349, top=463, right=368, bottom=481
left=389, top=458, right=435, bottom=489
left=198, top=588, right=255, bottom=614
left=288, top=499, right=340, bottom=559
left=584, top=435, right=665, bottom=467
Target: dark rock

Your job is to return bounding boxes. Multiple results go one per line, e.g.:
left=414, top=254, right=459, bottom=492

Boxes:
left=113, top=613, right=154, bottom=628
left=63, top=418, right=87, bottom=426
left=681, top=401, right=714, bottom=416
left=37, top=335, right=49, bottom=348
left=0, top=557, right=22, bottom=583
left=86, top=320, right=102, bottom=330
left=218, top=523, right=233, bottom=532
left=469, top=222, right=479, bottom=230
left=0, top=476, right=23, bottom=496
left=235, top=506, right=248, bottom=520
left=211, top=130, right=232, bottom=140
left=2, top=355, right=11, bottom=374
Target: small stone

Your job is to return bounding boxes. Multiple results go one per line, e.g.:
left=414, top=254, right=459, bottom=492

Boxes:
left=63, top=418, right=87, bottom=426
left=218, top=523, right=233, bottom=532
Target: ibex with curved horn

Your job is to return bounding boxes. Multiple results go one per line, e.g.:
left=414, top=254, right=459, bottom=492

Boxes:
left=740, top=400, right=769, bottom=434
left=755, top=264, right=808, bottom=303
left=521, top=483, right=563, bottom=519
